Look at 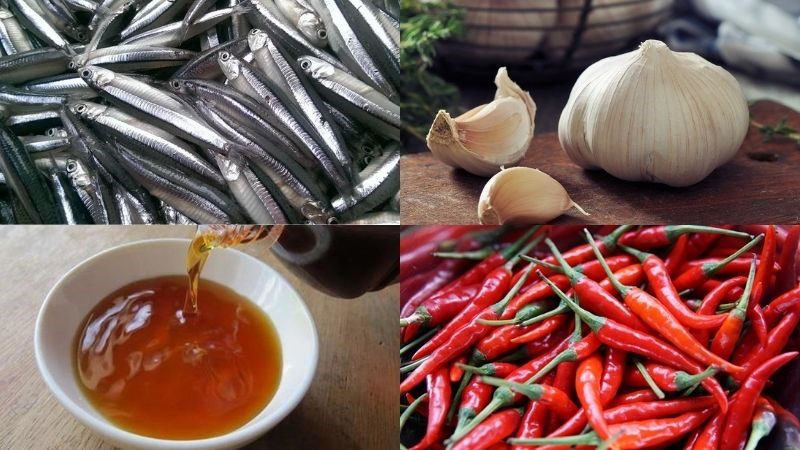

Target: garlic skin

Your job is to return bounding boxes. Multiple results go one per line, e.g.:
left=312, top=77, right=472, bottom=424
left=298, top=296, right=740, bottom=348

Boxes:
left=558, top=40, right=749, bottom=187
left=427, top=68, right=536, bottom=176
left=478, top=167, right=587, bottom=224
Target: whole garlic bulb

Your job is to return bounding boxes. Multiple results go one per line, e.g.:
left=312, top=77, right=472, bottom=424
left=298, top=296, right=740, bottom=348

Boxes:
left=478, top=167, right=587, bottom=224
left=558, top=40, right=749, bottom=187
left=427, top=67, right=536, bottom=176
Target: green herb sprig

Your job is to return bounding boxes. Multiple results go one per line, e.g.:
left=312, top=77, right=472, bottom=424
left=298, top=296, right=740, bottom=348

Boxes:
left=400, top=0, right=465, bottom=142
left=752, top=117, right=800, bottom=145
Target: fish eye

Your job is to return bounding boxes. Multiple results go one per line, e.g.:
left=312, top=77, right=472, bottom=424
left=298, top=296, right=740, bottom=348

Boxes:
left=68, top=62, right=75, bottom=69
left=317, top=30, right=327, bottom=40
left=220, top=52, right=230, bottom=61
left=76, top=104, right=86, bottom=113
left=249, top=29, right=258, bottom=35
left=326, top=216, right=338, bottom=224
left=170, top=80, right=181, bottom=89
left=67, top=161, right=77, bottom=172
left=300, top=60, right=311, bottom=70
left=80, top=69, right=91, bottom=78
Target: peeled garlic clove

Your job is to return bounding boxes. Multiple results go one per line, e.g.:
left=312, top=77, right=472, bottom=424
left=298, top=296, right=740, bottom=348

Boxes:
left=558, top=39, right=749, bottom=187
left=478, top=167, right=588, bottom=224
left=427, top=67, right=536, bottom=177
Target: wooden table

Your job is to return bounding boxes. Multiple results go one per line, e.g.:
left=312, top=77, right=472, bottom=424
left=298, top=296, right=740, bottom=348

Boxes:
left=401, top=100, right=800, bottom=224
left=0, top=226, right=398, bottom=450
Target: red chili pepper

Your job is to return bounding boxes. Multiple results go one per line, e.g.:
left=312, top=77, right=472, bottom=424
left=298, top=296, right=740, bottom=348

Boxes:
left=575, top=354, right=610, bottom=439
left=603, top=396, right=717, bottom=424
left=624, top=362, right=717, bottom=392
left=600, top=347, right=626, bottom=404
left=547, top=360, right=577, bottom=434
left=677, top=257, right=778, bottom=278
left=478, top=377, right=579, bottom=421
left=451, top=408, right=522, bottom=450
left=618, top=225, right=751, bottom=249
left=710, top=259, right=756, bottom=359
left=720, top=352, right=799, bottom=450
left=620, top=244, right=727, bottom=330
left=764, top=286, right=800, bottom=325
left=734, top=311, right=800, bottom=382
left=512, top=401, right=549, bottom=450
left=409, top=368, right=451, bottom=450
left=473, top=301, right=555, bottom=362
left=775, top=225, right=800, bottom=295
left=455, top=363, right=517, bottom=432
left=413, top=232, right=543, bottom=360
left=511, top=407, right=716, bottom=449
left=672, top=234, right=763, bottom=292
left=611, top=389, right=661, bottom=406
left=685, top=229, right=727, bottom=259
left=451, top=356, right=468, bottom=383
left=538, top=273, right=729, bottom=413
left=692, top=276, right=747, bottom=344
left=402, top=255, right=476, bottom=319
left=510, top=313, right=569, bottom=346
left=752, top=225, right=776, bottom=305
left=402, top=284, right=480, bottom=341
left=401, top=263, right=536, bottom=393
left=691, top=409, right=725, bottom=450
left=665, top=234, right=690, bottom=276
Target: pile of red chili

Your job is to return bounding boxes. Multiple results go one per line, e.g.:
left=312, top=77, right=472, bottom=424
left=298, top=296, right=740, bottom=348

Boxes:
left=400, top=225, right=800, bottom=450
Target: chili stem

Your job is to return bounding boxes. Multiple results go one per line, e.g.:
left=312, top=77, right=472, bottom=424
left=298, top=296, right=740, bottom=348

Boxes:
left=521, top=302, right=568, bottom=326
left=508, top=433, right=599, bottom=446
left=401, top=357, right=428, bottom=374
left=400, top=392, right=429, bottom=432
left=584, top=229, right=628, bottom=296
left=635, top=361, right=666, bottom=399
left=479, top=377, right=545, bottom=401
left=522, top=256, right=563, bottom=273
left=705, top=234, right=763, bottom=277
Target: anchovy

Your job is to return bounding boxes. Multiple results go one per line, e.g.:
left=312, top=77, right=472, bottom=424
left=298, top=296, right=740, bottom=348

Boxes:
left=21, top=73, right=96, bottom=96
left=20, top=134, right=72, bottom=153
left=6, top=110, right=61, bottom=134
left=331, top=146, right=398, bottom=221
left=0, top=46, right=76, bottom=84
left=0, top=85, right=73, bottom=114
left=70, top=100, right=225, bottom=185
left=73, top=45, right=195, bottom=71
left=309, top=0, right=396, bottom=99
left=47, top=166, right=94, bottom=224
left=339, top=0, right=399, bottom=86
left=120, top=7, right=237, bottom=47
left=64, top=157, right=113, bottom=224
left=217, top=51, right=351, bottom=194
left=0, top=7, right=33, bottom=55
left=214, top=152, right=274, bottom=224
left=171, top=37, right=248, bottom=79
left=274, top=0, right=326, bottom=48
left=247, top=0, right=346, bottom=71
left=79, top=66, right=233, bottom=153
left=8, top=0, right=75, bottom=54
left=0, top=124, right=59, bottom=223
left=299, top=55, right=399, bottom=140
left=120, top=0, right=192, bottom=41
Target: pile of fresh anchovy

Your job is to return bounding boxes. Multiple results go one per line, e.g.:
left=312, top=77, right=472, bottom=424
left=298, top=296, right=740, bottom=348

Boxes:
left=0, top=0, right=400, bottom=224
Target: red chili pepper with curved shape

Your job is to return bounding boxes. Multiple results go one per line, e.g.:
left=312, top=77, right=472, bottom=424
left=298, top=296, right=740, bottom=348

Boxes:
left=402, top=284, right=480, bottom=340
left=450, top=356, right=468, bottom=383
left=479, top=377, right=579, bottom=421
left=510, top=314, right=569, bottom=345
left=763, top=286, right=800, bottom=325
left=610, top=389, right=661, bottom=406
left=752, top=225, right=776, bottom=305
left=624, top=363, right=717, bottom=392
left=691, top=409, right=726, bottom=450
left=455, top=363, right=517, bottom=431
left=720, top=352, right=799, bottom=450
left=775, top=225, right=800, bottom=295
left=711, top=259, right=756, bottom=359
left=672, top=234, right=763, bottom=291
left=538, top=273, right=729, bottom=413
left=665, top=234, right=690, bottom=276
left=734, top=311, right=800, bottom=383
left=575, top=354, right=610, bottom=440
left=618, top=225, right=751, bottom=249
left=693, top=276, right=746, bottom=344
left=512, top=401, right=549, bottom=450
left=677, top=257, right=778, bottom=277
left=473, top=301, right=555, bottom=362
left=620, top=244, right=727, bottom=330
left=409, top=368, right=451, bottom=450
left=535, top=226, right=632, bottom=277
left=685, top=228, right=727, bottom=259
left=401, top=226, right=483, bottom=280
left=451, top=408, right=522, bottom=450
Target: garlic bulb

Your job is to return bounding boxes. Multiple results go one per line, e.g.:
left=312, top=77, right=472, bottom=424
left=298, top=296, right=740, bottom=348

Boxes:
left=558, top=40, right=749, bottom=187
left=427, top=68, right=536, bottom=176
left=478, top=167, right=587, bottom=224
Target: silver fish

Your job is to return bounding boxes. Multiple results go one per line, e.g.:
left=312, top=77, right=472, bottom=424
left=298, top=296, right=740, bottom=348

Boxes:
left=8, top=0, right=76, bottom=53
left=214, top=152, right=274, bottom=224
left=309, top=0, right=396, bottom=99
left=120, top=7, right=238, bottom=47
left=73, top=45, right=195, bottom=71
left=249, top=30, right=355, bottom=183
left=65, top=157, right=112, bottom=224
left=331, top=147, right=398, bottom=221
left=0, top=7, right=33, bottom=55
left=299, top=55, right=399, bottom=140
left=274, top=0, right=326, bottom=48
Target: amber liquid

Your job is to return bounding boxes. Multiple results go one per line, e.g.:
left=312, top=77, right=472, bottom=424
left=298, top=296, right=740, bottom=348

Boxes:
left=75, top=276, right=282, bottom=440
left=185, top=225, right=283, bottom=313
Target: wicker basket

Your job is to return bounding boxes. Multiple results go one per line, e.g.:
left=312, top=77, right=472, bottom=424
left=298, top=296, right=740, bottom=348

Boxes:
left=438, top=0, right=674, bottom=79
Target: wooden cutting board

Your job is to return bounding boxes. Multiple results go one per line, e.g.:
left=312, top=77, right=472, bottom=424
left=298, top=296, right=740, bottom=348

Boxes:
left=401, top=100, right=800, bottom=224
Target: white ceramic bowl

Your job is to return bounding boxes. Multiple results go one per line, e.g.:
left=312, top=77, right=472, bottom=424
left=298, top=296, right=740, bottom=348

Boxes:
left=34, top=239, right=318, bottom=450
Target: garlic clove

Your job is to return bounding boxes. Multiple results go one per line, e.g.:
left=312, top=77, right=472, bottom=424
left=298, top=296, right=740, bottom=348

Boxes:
left=558, top=39, right=749, bottom=187
left=427, top=67, right=536, bottom=177
left=478, top=167, right=588, bottom=224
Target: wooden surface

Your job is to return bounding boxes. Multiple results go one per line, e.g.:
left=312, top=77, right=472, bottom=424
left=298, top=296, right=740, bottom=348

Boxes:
left=401, top=100, right=800, bottom=224
left=0, top=226, right=398, bottom=450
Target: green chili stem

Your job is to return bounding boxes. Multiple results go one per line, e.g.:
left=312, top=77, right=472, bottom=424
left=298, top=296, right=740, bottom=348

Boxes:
left=400, top=327, right=439, bottom=356
left=400, top=392, right=428, bottom=432
left=635, top=361, right=666, bottom=399
left=401, top=357, right=428, bottom=374
left=704, top=234, right=763, bottom=277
